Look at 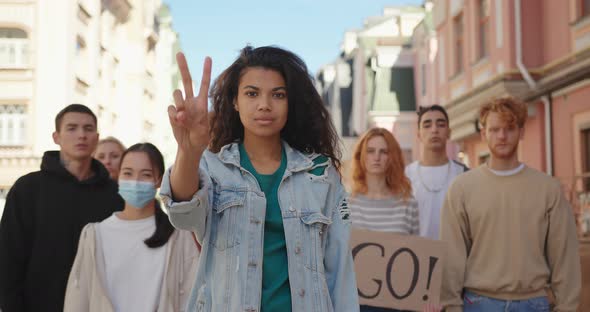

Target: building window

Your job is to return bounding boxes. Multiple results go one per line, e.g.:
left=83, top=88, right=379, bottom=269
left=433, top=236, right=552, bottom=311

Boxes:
left=0, top=28, right=29, bottom=68
left=583, top=0, right=590, bottom=17
left=75, top=35, right=86, bottom=56
left=453, top=13, right=464, bottom=75
left=478, top=0, right=490, bottom=60
left=0, top=188, right=8, bottom=219
left=0, top=104, right=26, bottom=146
left=78, top=4, right=91, bottom=26
left=75, top=35, right=89, bottom=83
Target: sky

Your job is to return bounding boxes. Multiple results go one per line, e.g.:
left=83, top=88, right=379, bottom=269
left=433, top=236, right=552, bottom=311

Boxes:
left=166, top=0, right=423, bottom=85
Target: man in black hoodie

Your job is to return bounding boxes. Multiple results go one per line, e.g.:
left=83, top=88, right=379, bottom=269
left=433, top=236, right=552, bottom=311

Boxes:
left=0, top=104, right=123, bottom=312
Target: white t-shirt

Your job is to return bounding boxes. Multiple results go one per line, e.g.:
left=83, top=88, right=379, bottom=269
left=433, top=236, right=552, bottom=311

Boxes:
left=97, top=213, right=167, bottom=312
left=405, top=160, right=467, bottom=240
left=488, top=163, right=525, bottom=176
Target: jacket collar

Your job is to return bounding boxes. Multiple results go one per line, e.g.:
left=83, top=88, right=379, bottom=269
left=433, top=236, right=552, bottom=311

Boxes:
left=216, top=141, right=315, bottom=173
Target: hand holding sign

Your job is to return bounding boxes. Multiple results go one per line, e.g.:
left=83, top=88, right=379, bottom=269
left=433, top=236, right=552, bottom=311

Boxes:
left=350, top=229, right=446, bottom=311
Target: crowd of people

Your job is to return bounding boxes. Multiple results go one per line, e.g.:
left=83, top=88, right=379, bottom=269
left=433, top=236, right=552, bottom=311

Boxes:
left=0, top=45, right=582, bottom=312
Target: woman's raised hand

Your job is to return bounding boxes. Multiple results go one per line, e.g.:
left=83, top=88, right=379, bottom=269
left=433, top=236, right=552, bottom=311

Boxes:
left=168, top=52, right=212, bottom=156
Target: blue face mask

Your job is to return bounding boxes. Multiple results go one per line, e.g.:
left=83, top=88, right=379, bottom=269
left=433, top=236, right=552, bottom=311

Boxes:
left=118, top=180, right=157, bottom=209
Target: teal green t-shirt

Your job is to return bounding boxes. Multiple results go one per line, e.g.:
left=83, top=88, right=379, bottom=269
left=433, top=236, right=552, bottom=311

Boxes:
left=239, top=144, right=292, bottom=312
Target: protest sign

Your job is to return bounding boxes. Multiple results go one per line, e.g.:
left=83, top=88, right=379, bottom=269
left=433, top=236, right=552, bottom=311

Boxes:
left=350, top=229, right=445, bottom=311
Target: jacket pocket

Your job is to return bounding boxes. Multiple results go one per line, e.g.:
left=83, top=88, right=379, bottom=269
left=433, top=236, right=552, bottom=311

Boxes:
left=211, top=189, right=246, bottom=250
left=196, top=284, right=210, bottom=312
left=300, top=212, right=332, bottom=273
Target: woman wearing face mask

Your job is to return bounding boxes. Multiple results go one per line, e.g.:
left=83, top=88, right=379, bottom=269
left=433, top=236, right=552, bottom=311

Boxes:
left=350, top=128, right=420, bottom=312
left=94, top=136, right=126, bottom=181
left=64, top=143, right=199, bottom=312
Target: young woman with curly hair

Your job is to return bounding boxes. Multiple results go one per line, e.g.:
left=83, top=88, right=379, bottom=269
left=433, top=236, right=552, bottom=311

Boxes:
left=160, top=46, right=358, bottom=312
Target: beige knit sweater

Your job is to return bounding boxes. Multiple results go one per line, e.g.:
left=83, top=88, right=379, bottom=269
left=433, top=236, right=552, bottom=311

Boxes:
left=440, top=165, right=580, bottom=312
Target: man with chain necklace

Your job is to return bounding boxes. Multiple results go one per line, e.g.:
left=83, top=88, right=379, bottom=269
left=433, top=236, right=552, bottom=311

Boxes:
left=405, top=105, right=468, bottom=240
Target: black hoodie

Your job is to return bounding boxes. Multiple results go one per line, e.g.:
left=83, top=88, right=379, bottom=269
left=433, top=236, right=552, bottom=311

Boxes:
left=0, top=151, right=124, bottom=312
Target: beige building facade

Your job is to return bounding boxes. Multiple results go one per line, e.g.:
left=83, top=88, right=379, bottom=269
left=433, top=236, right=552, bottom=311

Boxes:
left=0, top=0, right=181, bottom=215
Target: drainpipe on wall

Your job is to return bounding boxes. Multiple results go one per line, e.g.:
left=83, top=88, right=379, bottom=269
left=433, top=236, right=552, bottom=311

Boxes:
left=543, top=95, right=553, bottom=176
left=514, top=0, right=554, bottom=176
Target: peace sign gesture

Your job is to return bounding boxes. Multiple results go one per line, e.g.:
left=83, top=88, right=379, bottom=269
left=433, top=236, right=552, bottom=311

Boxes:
left=167, top=52, right=212, bottom=156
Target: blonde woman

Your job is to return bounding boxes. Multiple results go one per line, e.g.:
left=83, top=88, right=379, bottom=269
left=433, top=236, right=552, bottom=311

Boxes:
left=94, top=136, right=125, bottom=181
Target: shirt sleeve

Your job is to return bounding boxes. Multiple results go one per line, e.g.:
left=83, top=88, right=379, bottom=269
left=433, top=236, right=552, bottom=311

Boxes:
left=323, top=166, right=360, bottom=312
left=159, top=157, right=213, bottom=243
left=546, top=181, right=581, bottom=312
left=0, top=177, right=35, bottom=311
left=63, top=224, right=94, bottom=312
left=439, top=180, right=471, bottom=312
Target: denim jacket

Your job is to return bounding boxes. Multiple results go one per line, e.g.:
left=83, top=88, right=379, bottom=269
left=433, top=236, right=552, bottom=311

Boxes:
left=160, top=142, right=359, bottom=312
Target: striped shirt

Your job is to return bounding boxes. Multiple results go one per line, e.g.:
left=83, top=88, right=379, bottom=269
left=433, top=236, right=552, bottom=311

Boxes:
left=349, top=194, right=419, bottom=235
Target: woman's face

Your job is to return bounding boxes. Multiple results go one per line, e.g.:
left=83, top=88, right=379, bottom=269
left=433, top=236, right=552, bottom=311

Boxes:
left=364, top=136, right=390, bottom=176
left=95, top=142, right=123, bottom=180
left=234, top=67, right=288, bottom=142
left=118, top=152, right=161, bottom=186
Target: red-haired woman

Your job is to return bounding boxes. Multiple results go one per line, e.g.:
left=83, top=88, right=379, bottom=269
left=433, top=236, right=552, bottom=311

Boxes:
left=350, top=127, right=420, bottom=312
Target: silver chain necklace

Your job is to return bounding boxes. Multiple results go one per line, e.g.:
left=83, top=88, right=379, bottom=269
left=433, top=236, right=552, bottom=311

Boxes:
left=417, top=161, right=451, bottom=193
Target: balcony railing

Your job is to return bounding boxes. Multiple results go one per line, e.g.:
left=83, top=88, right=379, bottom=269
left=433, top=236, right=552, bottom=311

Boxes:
left=0, top=39, right=30, bottom=69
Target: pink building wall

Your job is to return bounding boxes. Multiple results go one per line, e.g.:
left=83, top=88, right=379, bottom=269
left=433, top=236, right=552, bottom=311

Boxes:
left=540, top=0, right=572, bottom=65
left=521, top=0, right=544, bottom=68
left=552, top=86, right=590, bottom=182
left=500, top=0, right=517, bottom=72
left=461, top=134, right=487, bottom=168
left=428, top=0, right=579, bottom=168
left=520, top=102, right=546, bottom=172
left=414, top=0, right=590, bottom=176
left=431, top=0, right=518, bottom=103
left=416, top=2, right=590, bottom=304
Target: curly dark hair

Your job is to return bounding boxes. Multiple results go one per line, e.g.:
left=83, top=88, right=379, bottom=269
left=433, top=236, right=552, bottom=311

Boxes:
left=209, top=45, right=341, bottom=169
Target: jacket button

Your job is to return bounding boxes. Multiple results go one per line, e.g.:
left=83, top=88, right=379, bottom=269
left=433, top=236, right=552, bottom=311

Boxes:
left=250, top=218, right=260, bottom=224
left=289, top=206, right=295, bottom=212
left=319, top=230, right=324, bottom=235
left=299, top=289, right=305, bottom=297
left=295, top=247, right=301, bottom=254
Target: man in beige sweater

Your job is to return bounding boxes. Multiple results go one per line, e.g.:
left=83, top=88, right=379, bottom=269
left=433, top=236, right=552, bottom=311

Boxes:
left=440, top=97, right=581, bottom=312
